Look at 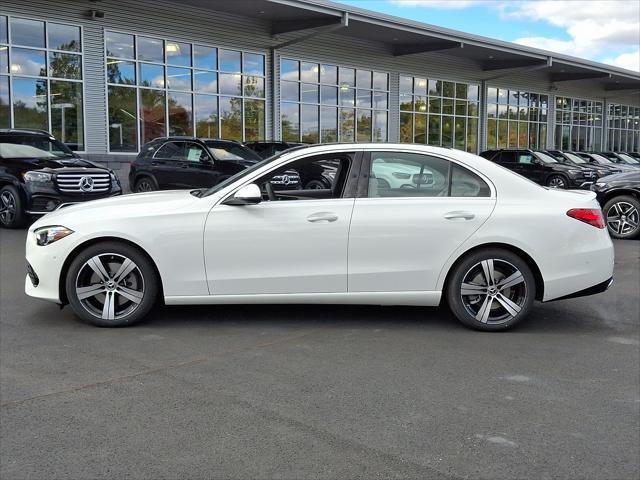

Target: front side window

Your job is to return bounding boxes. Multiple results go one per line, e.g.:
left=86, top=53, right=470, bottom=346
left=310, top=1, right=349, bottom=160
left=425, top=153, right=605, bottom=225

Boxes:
left=106, top=30, right=266, bottom=152
left=154, top=141, right=184, bottom=160
left=0, top=15, right=84, bottom=150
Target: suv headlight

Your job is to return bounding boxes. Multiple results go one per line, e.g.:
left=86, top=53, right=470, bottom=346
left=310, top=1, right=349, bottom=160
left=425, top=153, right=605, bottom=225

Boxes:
left=567, top=169, right=582, bottom=175
left=33, top=226, right=74, bottom=246
left=24, top=171, right=53, bottom=183
left=109, top=170, right=120, bottom=185
left=594, top=182, right=608, bottom=192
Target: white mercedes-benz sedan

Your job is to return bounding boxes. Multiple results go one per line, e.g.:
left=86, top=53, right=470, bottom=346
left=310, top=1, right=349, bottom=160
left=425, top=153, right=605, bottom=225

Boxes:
left=25, top=144, right=614, bottom=331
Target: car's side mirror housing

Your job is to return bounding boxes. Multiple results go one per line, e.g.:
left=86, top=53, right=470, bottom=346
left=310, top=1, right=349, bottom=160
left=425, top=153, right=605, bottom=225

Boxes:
left=224, top=183, right=262, bottom=205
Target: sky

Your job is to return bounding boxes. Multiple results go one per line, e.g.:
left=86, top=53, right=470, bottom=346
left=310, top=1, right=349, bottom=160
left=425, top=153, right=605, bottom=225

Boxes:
left=334, top=0, right=640, bottom=72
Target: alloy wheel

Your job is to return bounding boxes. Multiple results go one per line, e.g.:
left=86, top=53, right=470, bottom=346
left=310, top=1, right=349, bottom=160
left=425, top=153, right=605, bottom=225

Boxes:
left=606, top=201, right=639, bottom=236
left=460, top=259, right=528, bottom=325
left=135, top=179, right=155, bottom=192
left=75, top=253, right=145, bottom=321
left=547, top=177, right=566, bottom=189
left=0, top=191, right=17, bottom=225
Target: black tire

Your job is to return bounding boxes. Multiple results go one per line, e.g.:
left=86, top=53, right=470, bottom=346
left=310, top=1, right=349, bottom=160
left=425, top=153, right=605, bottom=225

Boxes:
left=545, top=174, right=568, bottom=189
left=604, top=195, right=640, bottom=239
left=305, top=179, right=328, bottom=190
left=446, top=248, right=536, bottom=331
left=65, top=241, right=159, bottom=327
left=133, top=176, right=158, bottom=193
left=0, top=185, right=26, bottom=229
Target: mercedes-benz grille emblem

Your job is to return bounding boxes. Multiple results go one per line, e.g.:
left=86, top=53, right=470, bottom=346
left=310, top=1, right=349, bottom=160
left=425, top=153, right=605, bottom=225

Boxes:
left=79, top=176, right=94, bottom=192
left=282, top=175, right=291, bottom=185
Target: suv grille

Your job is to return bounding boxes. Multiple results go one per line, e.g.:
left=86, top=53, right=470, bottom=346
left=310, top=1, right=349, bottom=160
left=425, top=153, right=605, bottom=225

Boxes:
left=55, top=173, right=111, bottom=193
left=583, top=170, right=597, bottom=179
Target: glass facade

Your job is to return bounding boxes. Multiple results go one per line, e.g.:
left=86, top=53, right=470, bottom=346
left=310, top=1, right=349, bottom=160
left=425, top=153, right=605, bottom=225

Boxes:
left=399, top=76, right=479, bottom=153
left=486, top=87, right=548, bottom=150
left=0, top=15, right=84, bottom=150
left=106, top=31, right=265, bottom=152
left=555, top=97, right=603, bottom=151
left=607, top=104, right=640, bottom=152
left=280, top=59, right=389, bottom=143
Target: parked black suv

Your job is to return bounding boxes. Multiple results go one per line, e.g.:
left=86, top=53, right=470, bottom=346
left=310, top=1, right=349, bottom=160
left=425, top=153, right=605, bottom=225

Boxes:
left=575, top=152, right=637, bottom=172
left=545, top=150, right=622, bottom=177
left=599, top=151, right=640, bottom=167
left=0, top=129, right=122, bottom=228
left=129, top=137, right=304, bottom=192
left=592, top=170, right=640, bottom=239
left=244, top=141, right=305, bottom=159
left=479, top=149, right=597, bottom=189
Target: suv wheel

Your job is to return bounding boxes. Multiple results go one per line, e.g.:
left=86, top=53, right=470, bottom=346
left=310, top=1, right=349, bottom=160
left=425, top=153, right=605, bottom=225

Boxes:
left=0, top=185, right=25, bottom=229
left=546, top=175, right=567, bottom=189
left=65, top=242, right=159, bottom=327
left=305, top=179, right=328, bottom=190
left=604, top=195, right=640, bottom=239
left=134, top=176, right=157, bottom=193
left=446, top=249, right=536, bottom=331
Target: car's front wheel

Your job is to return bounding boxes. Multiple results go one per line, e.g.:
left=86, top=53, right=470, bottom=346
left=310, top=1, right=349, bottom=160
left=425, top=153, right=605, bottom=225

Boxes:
left=604, top=195, right=640, bottom=239
left=0, top=185, right=26, bottom=229
left=546, top=175, right=567, bottom=189
left=65, top=242, right=159, bottom=327
left=134, top=176, right=157, bottom=193
left=446, top=249, right=536, bottom=331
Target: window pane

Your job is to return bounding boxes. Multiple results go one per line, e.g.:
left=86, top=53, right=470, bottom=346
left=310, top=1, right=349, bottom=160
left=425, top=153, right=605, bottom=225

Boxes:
left=107, top=59, right=135, bottom=84
left=48, top=23, right=81, bottom=51
left=194, top=45, right=216, bottom=70
left=165, top=41, right=191, bottom=66
left=428, top=97, right=441, bottom=114
left=339, top=67, right=355, bottom=87
left=442, top=81, right=454, bottom=98
left=301, top=104, right=319, bottom=143
left=49, top=52, right=82, bottom=79
left=139, top=63, right=165, bottom=88
left=108, top=86, right=137, bottom=151
left=300, top=62, right=319, bottom=83
left=219, top=73, right=241, bottom=95
left=11, top=48, right=46, bottom=76
left=320, top=106, right=337, bottom=142
left=467, top=118, right=478, bottom=153
left=468, top=102, right=478, bottom=117
left=245, top=99, right=265, bottom=141
left=340, top=88, right=355, bottom=107
left=427, top=115, right=441, bottom=145
left=428, top=79, right=440, bottom=96
left=281, top=81, right=299, bottom=102
left=281, top=59, right=299, bottom=81
left=243, top=53, right=264, bottom=75
left=244, top=75, right=264, bottom=98
left=357, top=109, right=372, bottom=142
left=219, top=96, right=242, bottom=140
left=451, top=163, right=490, bottom=197
left=194, top=70, right=217, bottom=93
left=321, top=85, right=338, bottom=105
left=140, top=88, right=166, bottom=144
left=356, top=89, right=371, bottom=108
left=281, top=102, right=299, bottom=142
left=320, top=64, right=337, bottom=84
left=106, top=32, right=134, bottom=59
left=400, top=93, right=413, bottom=111
left=455, top=83, right=467, bottom=99
left=138, top=37, right=164, bottom=62
left=399, top=76, right=413, bottom=94
left=10, top=18, right=45, bottom=48
left=414, top=78, right=427, bottom=96
left=414, top=113, right=426, bottom=144
left=340, top=108, right=355, bottom=142
left=373, top=111, right=387, bottom=142
left=373, top=72, right=387, bottom=90
left=195, top=94, right=218, bottom=138
left=168, top=91, right=192, bottom=136
left=373, top=92, right=387, bottom=110
left=166, top=66, right=191, bottom=90
left=219, top=49, right=241, bottom=73
left=0, top=47, right=7, bottom=74
left=487, top=119, right=497, bottom=149
left=301, top=83, right=318, bottom=103
left=12, top=78, right=48, bottom=129
left=442, top=116, right=453, bottom=147
left=356, top=69, right=372, bottom=89
left=50, top=80, right=83, bottom=150
left=454, top=117, right=465, bottom=150
left=0, top=76, right=10, bottom=128
left=0, top=16, right=7, bottom=44
left=400, top=112, right=412, bottom=143
left=467, top=84, right=479, bottom=101
left=368, top=152, right=450, bottom=198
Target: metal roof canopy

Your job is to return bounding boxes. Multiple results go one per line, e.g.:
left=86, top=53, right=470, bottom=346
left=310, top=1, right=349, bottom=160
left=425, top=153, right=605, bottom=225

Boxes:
left=180, top=0, right=640, bottom=91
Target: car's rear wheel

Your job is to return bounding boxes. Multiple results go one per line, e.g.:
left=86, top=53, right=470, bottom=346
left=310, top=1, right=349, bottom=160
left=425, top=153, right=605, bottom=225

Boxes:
left=546, top=175, right=567, bottom=189
left=446, top=249, right=535, bottom=331
left=0, top=185, right=26, bottom=229
left=134, top=176, right=157, bottom=193
left=65, top=242, right=159, bottom=327
left=604, top=195, right=640, bottom=239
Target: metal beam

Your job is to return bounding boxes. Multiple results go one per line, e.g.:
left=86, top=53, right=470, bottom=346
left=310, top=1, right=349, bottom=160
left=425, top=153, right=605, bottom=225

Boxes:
left=392, top=41, right=463, bottom=56
left=604, top=83, right=640, bottom=91
left=482, top=58, right=549, bottom=71
left=483, top=57, right=553, bottom=81
left=550, top=72, right=611, bottom=82
left=271, top=16, right=343, bottom=35
left=272, top=12, right=348, bottom=49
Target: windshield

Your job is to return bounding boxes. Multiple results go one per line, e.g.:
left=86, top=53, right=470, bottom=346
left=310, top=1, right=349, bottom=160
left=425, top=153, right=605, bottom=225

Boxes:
left=0, top=136, right=74, bottom=159
left=534, top=151, right=558, bottom=163
left=204, top=141, right=261, bottom=161
left=565, top=152, right=587, bottom=164
left=618, top=153, right=639, bottom=164
left=591, top=153, right=613, bottom=164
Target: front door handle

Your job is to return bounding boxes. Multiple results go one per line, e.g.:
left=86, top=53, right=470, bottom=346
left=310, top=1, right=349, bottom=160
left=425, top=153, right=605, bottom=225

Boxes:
left=307, top=212, right=338, bottom=223
left=444, top=211, right=475, bottom=220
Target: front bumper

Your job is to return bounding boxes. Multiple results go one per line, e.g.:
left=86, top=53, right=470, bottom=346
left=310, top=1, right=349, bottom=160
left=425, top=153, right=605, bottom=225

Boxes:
left=24, top=183, right=122, bottom=215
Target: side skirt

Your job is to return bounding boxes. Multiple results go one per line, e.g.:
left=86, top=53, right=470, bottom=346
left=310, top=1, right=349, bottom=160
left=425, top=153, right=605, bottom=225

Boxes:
left=165, top=291, right=442, bottom=306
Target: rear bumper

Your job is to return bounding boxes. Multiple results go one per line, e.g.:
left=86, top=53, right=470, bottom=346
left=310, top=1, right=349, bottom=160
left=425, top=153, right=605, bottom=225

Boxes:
left=547, top=277, right=613, bottom=302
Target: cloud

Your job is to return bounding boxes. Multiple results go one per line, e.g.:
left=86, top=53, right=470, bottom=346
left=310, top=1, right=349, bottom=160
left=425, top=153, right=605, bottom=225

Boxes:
left=602, top=50, right=640, bottom=72
left=390, top=0, right=490, bottom=8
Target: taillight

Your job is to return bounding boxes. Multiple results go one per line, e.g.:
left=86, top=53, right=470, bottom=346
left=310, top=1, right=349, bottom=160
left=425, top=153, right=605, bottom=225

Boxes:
left=566, top=208, right=606, bottom=229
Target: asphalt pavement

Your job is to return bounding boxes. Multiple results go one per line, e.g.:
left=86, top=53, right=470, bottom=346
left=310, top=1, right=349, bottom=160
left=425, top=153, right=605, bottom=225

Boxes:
left=1, top=228, right=638, bottom=479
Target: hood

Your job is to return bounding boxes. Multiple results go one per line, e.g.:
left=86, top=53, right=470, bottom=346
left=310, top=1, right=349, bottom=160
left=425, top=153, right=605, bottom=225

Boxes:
left=596, top=170, right=640, bottom=185
left=32, top=190, right=201, bottom=229
left=548, top=162, right=593, bottom=173
left=24, top=156, right=107, bottom=171
left=220, top=158, right=260, bottom=168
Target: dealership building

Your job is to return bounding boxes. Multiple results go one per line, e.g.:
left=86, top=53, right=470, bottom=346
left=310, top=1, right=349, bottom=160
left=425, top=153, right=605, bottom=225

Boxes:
left=1, top=0, right=639, bottom=166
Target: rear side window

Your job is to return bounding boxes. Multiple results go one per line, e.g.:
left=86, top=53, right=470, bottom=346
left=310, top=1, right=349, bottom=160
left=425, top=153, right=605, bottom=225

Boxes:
left=154, top=141, right=184, bottom=160
left=516, top=153, right=535, bottom=164
left=450, top=164, right=491, bottom=197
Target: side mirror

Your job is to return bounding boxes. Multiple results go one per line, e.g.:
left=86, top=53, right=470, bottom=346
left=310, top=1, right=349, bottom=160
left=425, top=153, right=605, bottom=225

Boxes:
left=224, top=183, right=262, bottom=205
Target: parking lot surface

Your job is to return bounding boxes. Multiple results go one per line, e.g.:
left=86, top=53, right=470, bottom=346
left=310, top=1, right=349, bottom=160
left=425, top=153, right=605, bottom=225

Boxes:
left=1, top=228, right=639, bottom=480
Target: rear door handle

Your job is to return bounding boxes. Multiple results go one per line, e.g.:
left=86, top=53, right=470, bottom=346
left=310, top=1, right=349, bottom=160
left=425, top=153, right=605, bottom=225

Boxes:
left=444, top=211, right=475, bottom=220
left=307, top=212, right=338, bottom=223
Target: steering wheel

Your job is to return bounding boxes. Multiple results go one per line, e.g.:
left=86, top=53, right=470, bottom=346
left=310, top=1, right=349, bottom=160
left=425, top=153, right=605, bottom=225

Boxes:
left=264, top=182, right=277, bottom=201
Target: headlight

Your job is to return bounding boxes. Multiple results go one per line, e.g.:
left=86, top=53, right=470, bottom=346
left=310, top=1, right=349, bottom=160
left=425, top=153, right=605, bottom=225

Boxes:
left=23, top=171, right=53, bottom=183
left=33, top=226, right=74, bottom=246
left=109, top=171, right=120, bottom=185
left=567, top=169, right=582, bottom=175
left=594, top=182, right=608, bottom=192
